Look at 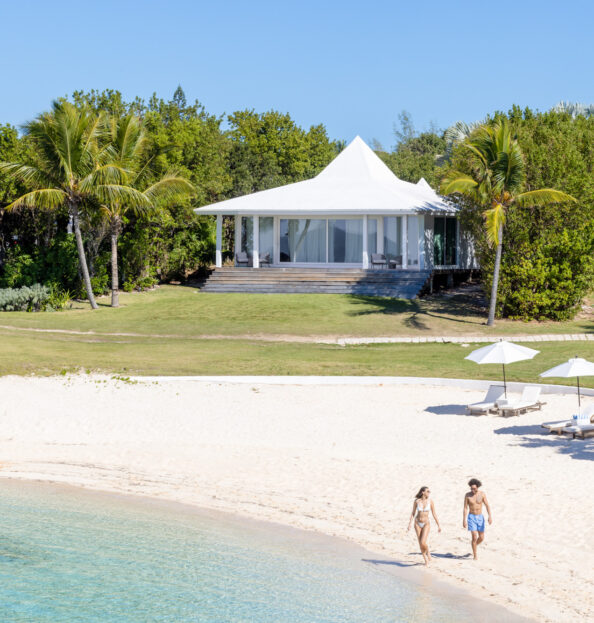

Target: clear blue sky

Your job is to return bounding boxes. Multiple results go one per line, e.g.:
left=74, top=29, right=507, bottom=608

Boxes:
left=1, top=0, right=592, bottom=148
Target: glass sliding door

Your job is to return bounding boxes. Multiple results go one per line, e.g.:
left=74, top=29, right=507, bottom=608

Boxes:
left=433, top=217, right=457, bottom=265
left=383, top=216, right=402, bottom=265
left=407, top=216, right=419, bottom=267
left=328, top=219, right=363, bottom=263
left=241, top=216, right=253, bottom=258
left=259, top=217, right=274, bottom=260
left=279, top=219, right=326, bottom=263
left=445, top=217, right=457, bottom=265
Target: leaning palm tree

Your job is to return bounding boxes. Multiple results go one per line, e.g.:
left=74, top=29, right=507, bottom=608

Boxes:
left=441, top=118, right=576, bottom=326
left=0, top=101, right=149, bottom=309
left=103, top=114, right=194, bottom=307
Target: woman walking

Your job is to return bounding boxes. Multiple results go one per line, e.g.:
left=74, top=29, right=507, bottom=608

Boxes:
left=407, top=486, right=441, bottom=565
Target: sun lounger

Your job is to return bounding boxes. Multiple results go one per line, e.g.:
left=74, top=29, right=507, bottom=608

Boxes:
left=496, top=386, right=546, bottom=417
left=561, top=422, right=594, bottom=439
left=466, top=385, right=505, bottom=415
left=541, top=419, right=573, bottom=434
left=542, top=405, right=594, bottom=435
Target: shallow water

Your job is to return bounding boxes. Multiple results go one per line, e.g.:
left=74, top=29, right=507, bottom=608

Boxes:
left=0, top=480, right=523, bottom=622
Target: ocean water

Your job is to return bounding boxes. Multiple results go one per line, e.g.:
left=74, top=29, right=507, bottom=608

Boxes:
left=0, top=481, right=521, bottom=623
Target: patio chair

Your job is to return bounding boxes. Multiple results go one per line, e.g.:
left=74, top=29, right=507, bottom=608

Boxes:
left=496, top=386, right=546, bottom=417
left=388, top=255, right=402, bottom=269
left=259, top=252, right=272, bottom=267
left=235, top=251, right=250, bottom=267
left=561, top=420, right=594, bottom=439
left=466, top=385, right=505, bottom=415
left=370, top=253, right=387, bottom=269
left=546, top=404, right=594, bottom=437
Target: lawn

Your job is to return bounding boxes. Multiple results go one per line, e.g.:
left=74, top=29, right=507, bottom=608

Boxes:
left=0, top=284, right=591, bottom=338
left=1, top=286, right=591, bottom=382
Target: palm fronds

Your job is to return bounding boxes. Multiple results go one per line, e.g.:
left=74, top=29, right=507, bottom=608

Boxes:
left=513, top=188, right=577, bottom=208
left=5, top=188, right=67, bottom=211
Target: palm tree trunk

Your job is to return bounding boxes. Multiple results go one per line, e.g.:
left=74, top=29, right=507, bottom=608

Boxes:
left=487, top=224, right=503, bottom=326
left=110, top=222, right=119, bottom=308
left=71, top=204, right=98, bottom=310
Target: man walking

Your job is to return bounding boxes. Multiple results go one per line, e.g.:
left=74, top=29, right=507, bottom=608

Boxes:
left=463, top=478, right=492, bottom=560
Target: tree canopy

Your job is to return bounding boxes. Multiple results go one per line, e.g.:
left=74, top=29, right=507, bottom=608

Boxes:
left=0, top=92, right=592, bottom=320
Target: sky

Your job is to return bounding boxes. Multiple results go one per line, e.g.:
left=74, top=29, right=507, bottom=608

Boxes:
left=1, top=0, right=593, bottom=149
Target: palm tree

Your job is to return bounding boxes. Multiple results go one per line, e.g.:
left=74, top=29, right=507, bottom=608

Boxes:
left=441, top=118, right=576, bottom=326
left=0, top=101, right=149, bottom=309
left=103, top=114, right=194, bottom=307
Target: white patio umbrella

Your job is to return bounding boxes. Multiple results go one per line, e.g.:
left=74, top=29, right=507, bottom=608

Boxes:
left=465, top=340, right=540, bottom=397
left=540, top=357, right=594, bottom=408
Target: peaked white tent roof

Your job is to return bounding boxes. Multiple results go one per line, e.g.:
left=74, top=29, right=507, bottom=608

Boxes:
left=195, top=136, right=456, bottom=216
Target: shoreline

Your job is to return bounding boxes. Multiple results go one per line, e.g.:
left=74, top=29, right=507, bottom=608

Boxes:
left=0, top=477, right=531, bottom=622
left=1, top=374, right=592, bottom=621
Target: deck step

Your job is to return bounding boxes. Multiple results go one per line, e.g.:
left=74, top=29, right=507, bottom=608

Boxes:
left=201, top=267, right=431, bottom=299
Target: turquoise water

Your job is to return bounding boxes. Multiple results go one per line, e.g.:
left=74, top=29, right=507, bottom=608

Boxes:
left=0, top=481, right=520, bottom=622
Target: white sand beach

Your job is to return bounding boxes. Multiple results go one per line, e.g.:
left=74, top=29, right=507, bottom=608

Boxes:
left=1, top=374, right=593, bottom=622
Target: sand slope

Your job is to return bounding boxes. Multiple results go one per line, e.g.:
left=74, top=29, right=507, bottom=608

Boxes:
left=1, top=375, right=592, bottom=622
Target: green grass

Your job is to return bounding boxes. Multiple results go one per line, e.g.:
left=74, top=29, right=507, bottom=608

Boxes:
left=0, top=286, right=591, bottom=382
left=0, top=328, right=592, bottom=386
left=0, top=285, right=591, bottom=338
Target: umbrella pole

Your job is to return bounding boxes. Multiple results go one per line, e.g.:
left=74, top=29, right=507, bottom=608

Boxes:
left=578, top=376, right=581, bottom=409
left=502, top=364, right=507, bottom=397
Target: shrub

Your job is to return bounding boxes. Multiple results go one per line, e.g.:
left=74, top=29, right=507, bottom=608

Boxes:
left=0, top=284, right=51, bottom=311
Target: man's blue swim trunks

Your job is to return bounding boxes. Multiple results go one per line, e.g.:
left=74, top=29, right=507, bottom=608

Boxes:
left=467, top=513, right=485, bottom=532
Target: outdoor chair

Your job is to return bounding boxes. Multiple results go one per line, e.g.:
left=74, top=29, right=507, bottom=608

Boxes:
left=389, top=255, right=402, bottom=269
left=259, top=252, right=272, bottom=266
left=466, top=385, right=505, bottom=415
left=495, top=386, right=545, bottom=417
left=370, top=253, right=387, bottom=269
left=542, top=404, right=594, bottom=435
left=561, top=420, right=594, bottom=439
left=235, top=251, right=250, bottom=267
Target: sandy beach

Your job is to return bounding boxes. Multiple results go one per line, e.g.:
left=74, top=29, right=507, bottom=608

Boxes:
left=1, top=375, right=593, bottom=622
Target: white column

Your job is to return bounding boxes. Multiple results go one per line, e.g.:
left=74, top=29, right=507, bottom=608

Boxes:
left=273, top=217, right=280, bottom=264
left=234, top=215, right=241, bottom=264
left=253, top=216, right=260, bottom=268
left=402, top=214, right=408, bottom=269
left=362, top=215, right=369, bottom=268
left=215, top=214, right=223, bottom=268
left=377, top=217, right=384, bottom=254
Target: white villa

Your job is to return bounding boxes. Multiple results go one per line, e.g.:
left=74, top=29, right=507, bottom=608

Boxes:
left=195, top=136, right=476, bottom=296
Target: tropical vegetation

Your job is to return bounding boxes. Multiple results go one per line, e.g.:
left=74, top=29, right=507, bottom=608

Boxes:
left=440, top=118, right=576, bottom=326
left=0, top=90, right=593, bottom=321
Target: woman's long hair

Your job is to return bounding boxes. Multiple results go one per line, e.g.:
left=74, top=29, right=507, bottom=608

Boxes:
left=415, top=486, right=429, bottom=499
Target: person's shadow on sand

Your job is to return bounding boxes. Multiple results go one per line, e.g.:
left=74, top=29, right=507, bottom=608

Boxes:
left=362, top=552, right=472, bottom=568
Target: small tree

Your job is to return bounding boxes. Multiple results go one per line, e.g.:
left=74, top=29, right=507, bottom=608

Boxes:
left=0, top=102, right=149, bottom=308
left=441, top=118, right=577, bottom=326
left=103, top=114, right=194, bottom=306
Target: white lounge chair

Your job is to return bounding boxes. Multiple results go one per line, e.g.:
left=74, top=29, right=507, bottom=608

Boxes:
left=562, top=421, right=594, bottom=439
left=496, top=386, right=546, bottom=417
left=466, top=385, right=505, bottom=415
left=542, top=404, right=594, bottom=435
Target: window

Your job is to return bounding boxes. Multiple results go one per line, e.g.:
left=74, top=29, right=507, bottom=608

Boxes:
left=259, top=217, right=273, bottom=259
left=280, top=219, right=326, bottom=263
left=328, top=219, right=363, bottom=263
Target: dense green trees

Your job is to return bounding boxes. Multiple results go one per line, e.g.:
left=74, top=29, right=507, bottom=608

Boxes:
left=0, top=89, right=339, bottom=301
left=0, top=92, right=592, bottom=321
left=0, top=102, right=151, bottom=308
left=441, top=118, right=576, bottom=326
left=103, top=114, right=194, bottom=307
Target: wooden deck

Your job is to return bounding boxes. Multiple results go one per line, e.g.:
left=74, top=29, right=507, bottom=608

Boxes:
left=200, top=267, right=432, bottom=298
